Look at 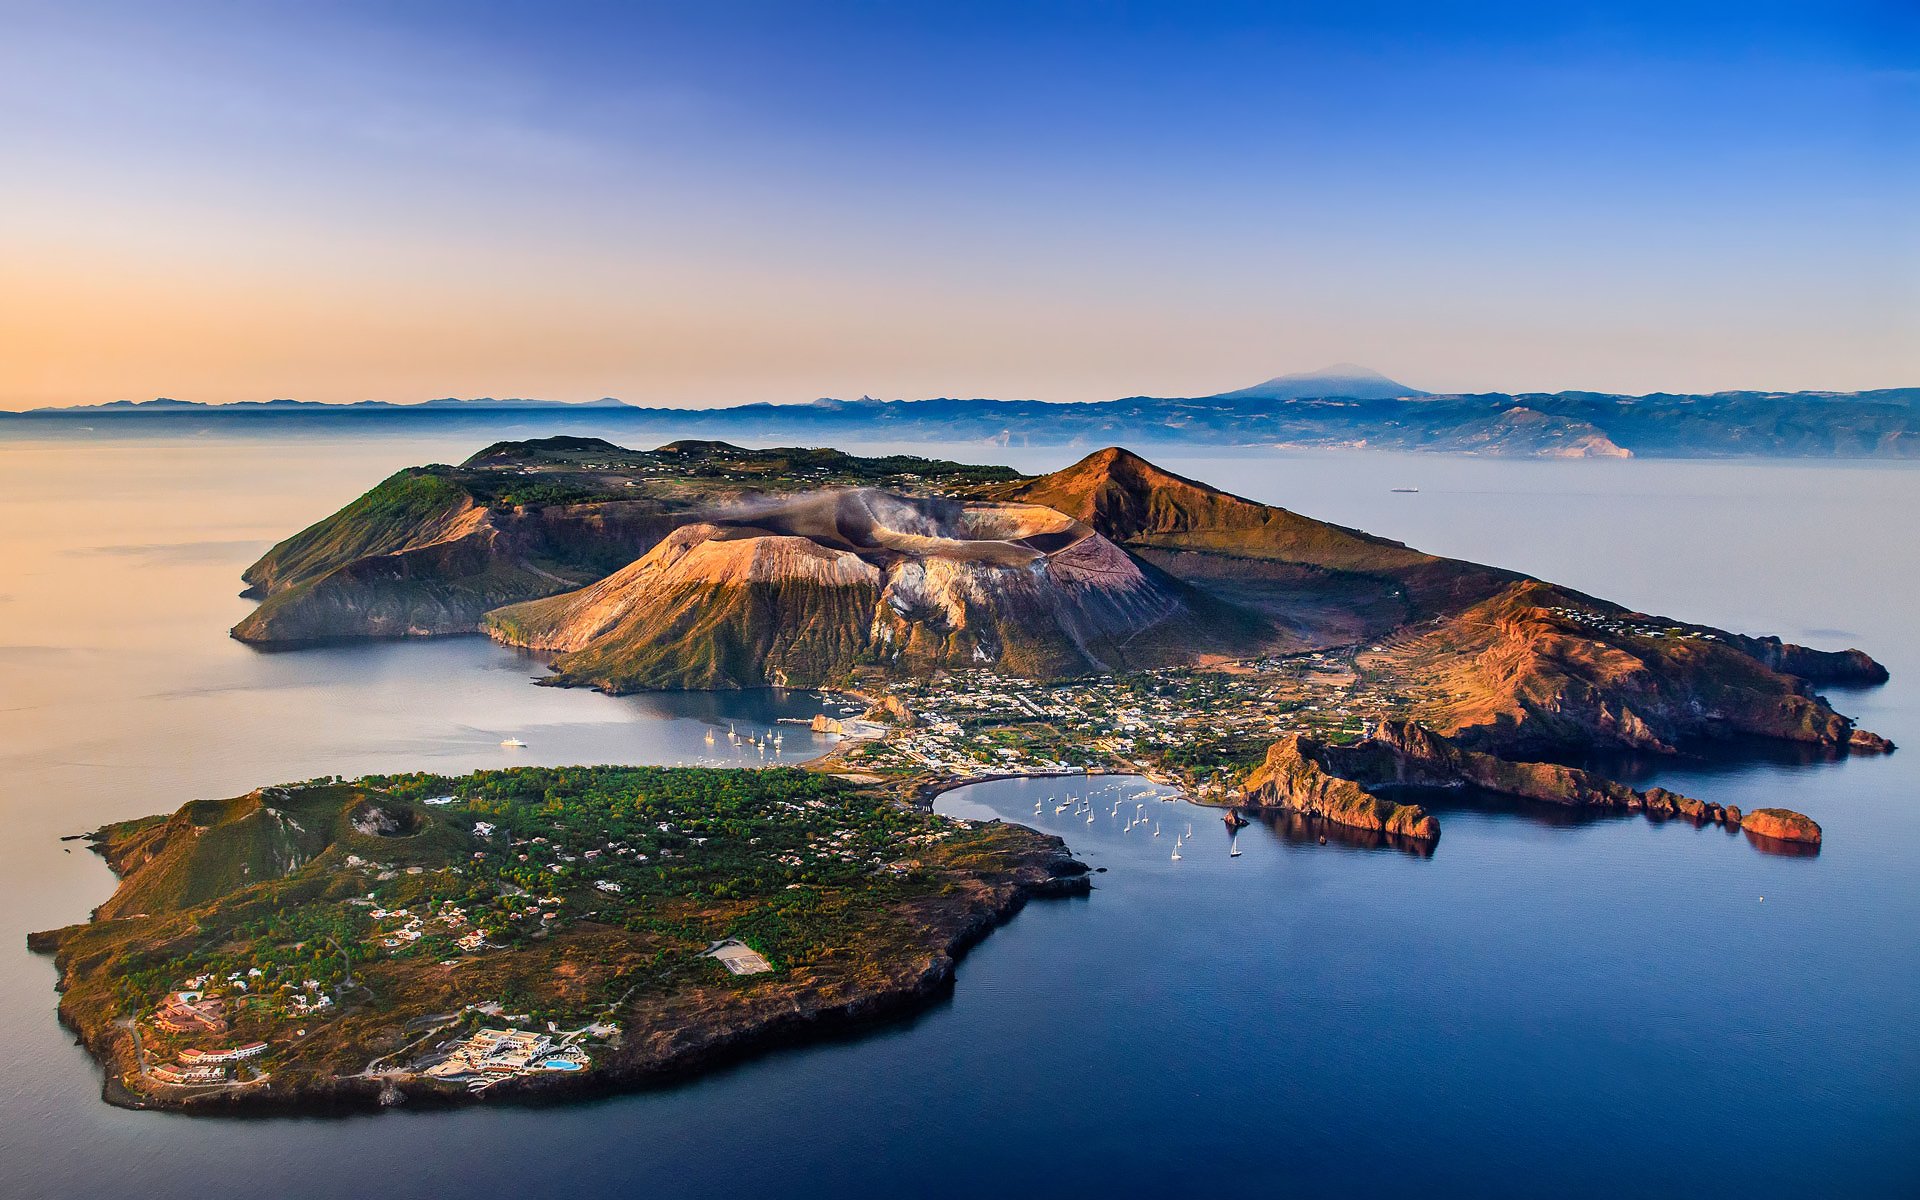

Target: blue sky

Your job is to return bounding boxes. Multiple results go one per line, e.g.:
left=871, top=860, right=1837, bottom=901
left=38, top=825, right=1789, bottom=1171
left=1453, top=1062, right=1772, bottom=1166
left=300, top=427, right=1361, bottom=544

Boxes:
left=1, top=1, right=1913, bottom=406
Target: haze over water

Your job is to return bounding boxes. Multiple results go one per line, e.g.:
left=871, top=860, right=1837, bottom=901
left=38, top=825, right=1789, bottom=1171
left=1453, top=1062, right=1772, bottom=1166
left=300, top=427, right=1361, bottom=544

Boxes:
left=1, top=430, right=1914, bottom=1198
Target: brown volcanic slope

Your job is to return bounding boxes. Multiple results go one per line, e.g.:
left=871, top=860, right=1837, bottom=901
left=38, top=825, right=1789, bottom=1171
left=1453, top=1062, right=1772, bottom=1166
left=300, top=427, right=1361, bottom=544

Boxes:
left=994, top=447, right=1518, bottom=646
left=485, top=489, right=1265, bottom=690
left=232, top=439, right=1024, bottom=645
left=996, top=448, right=1887, bottom=755
left=1367, top=579, right=1876, bottom=754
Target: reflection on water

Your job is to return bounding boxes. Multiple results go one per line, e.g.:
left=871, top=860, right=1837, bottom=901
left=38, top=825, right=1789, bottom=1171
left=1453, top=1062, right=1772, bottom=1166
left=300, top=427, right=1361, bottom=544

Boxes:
left=1549, top=735, right=1856, bottom=783
left=1412, top=785, right=1645, bottom=831
left=1245, top=806, right=1438, bottom=858
left=1742, top=827, right=1823, bottom=858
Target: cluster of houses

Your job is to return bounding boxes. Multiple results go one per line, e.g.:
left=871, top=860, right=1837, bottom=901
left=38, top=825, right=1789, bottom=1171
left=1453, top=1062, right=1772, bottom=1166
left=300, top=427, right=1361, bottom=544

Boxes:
left=1545, top=605, right=1718, bottom=644
left=149, top=1062, right=229, bottom=1085
left=287, top=986, right=335, bottom=1015
left=179, top=1042, right=269, bottom=1066
left=861, top=658, right=1419, bottom=784
left=370, top=900, right=472, bottom=949
left=147, top=1040, right=269, bottom=1086
left=424, top=1027, right=590, bottom=1088
left=145, top=992, right=270, bottom=1086
left=153, top=990, right=228, bottom=1035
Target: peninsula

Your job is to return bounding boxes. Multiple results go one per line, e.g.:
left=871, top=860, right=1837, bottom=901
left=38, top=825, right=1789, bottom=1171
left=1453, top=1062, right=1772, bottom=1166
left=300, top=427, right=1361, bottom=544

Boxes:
left=31, top=767, right=1086, bottom=1112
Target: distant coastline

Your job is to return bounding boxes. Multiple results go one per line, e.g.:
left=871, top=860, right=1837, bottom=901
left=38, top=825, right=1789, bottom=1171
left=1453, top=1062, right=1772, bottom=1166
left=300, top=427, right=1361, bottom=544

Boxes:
left=6, top=370, right=1918, bottom=459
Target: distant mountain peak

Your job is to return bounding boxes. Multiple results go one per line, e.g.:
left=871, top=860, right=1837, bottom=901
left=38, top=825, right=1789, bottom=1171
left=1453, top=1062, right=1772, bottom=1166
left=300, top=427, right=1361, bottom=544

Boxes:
left=1208, top=364, right=1427, bottom=402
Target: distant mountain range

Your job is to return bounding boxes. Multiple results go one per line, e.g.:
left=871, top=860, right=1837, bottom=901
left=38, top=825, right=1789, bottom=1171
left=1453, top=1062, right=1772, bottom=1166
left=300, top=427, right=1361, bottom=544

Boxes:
left=9, top=366, right=1918, bottom=459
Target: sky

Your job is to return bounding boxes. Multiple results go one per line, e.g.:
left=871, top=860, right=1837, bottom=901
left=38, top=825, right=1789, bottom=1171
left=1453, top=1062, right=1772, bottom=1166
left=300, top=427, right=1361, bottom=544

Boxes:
left=0, top=0, right=1914, bottom=408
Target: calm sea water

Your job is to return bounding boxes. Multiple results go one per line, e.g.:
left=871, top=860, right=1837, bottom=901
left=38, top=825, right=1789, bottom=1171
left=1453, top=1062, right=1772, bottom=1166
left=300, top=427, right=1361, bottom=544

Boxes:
left=0, top=430, right=1913, bottom=1199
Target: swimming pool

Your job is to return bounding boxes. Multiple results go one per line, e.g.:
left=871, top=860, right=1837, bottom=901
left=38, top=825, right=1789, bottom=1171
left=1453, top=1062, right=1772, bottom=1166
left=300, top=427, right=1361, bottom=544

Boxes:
left=540, top=1059, right=583, bottom=1071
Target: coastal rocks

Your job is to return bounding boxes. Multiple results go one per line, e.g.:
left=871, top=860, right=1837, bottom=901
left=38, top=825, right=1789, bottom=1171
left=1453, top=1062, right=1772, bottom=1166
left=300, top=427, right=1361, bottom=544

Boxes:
left=1741, top=808, right=1823, bottom=845
left=1367, top=720, right=1677, bottom=811
left=1241, top=735, right=1440, bottom=841
left=1850, top=728, right=1898, bottom=754
left=1240, top=720, right=1750, bottom=843
left=1723, top=635, right=1890, bottom=686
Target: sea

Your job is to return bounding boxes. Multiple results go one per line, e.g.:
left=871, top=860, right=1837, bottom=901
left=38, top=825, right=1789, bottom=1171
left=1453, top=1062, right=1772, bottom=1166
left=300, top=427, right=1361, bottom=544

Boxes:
left=0, top=426, right=1913, bottom=1199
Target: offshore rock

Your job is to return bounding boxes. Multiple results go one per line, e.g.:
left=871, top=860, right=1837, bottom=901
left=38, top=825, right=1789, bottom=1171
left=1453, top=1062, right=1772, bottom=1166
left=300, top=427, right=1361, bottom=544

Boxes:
left=1741, top=808, right=1823, bottom=844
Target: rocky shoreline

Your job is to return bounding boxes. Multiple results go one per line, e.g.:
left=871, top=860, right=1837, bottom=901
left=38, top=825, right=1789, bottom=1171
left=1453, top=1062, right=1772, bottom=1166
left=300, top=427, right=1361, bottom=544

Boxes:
left=70, top=841, right=1087, bottom=1116
left=31, top=772, right=1088, bottom=1118
left=1234, top=719, right=1844, bottom=845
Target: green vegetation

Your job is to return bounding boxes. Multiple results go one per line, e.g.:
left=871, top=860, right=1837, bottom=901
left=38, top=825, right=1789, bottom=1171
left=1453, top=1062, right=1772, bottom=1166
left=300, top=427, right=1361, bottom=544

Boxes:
left=242, top=469, right=470, bottom=592
left=32, top=765, right=1071, bottom=1108
left=233, top=437, right=1033, bottom=646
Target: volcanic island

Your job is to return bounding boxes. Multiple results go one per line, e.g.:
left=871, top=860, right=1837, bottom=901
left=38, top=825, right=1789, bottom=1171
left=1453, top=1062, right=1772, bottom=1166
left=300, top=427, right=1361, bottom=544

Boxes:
left=32, top=439, right=1892, bottom=1112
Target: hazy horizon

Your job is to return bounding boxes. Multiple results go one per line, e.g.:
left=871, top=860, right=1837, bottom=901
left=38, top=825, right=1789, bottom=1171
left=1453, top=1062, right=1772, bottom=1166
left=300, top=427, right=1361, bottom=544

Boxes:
left=9, top=363, right=1920, bottom=416
left=2, top=2, right=1914, bottom=410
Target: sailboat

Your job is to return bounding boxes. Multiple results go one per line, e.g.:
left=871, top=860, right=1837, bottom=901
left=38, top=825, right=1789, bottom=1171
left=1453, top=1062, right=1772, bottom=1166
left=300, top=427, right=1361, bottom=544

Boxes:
left=1229, top=838, right=1242, bottom=858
